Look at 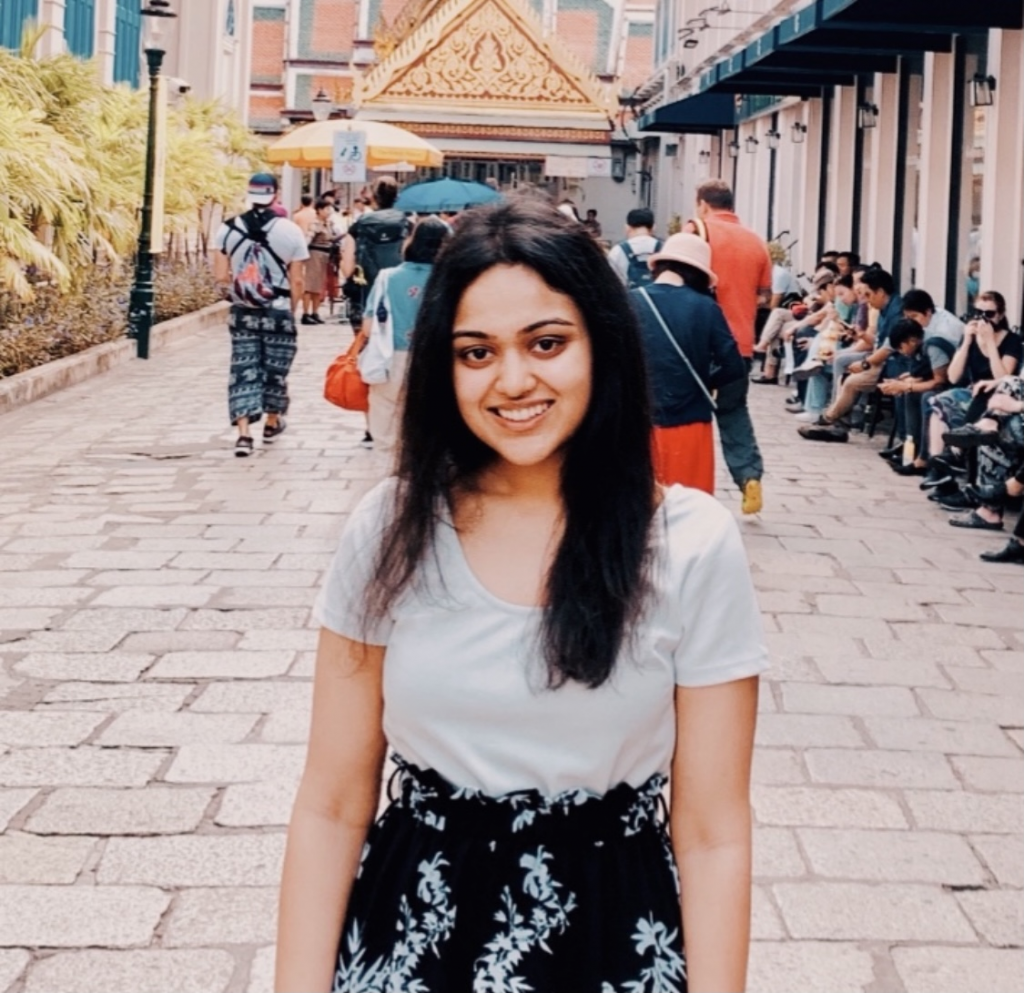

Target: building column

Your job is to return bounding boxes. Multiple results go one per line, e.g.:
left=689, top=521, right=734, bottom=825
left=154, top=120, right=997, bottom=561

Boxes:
left=979, top=28, right=1024, bottom=325
left=37, top=0, right=66, bottom=56
left=862, top=70, right=899, bottom=269
left=916, top=51, right=956, bottom=299
left=797, top=98, right=824, bottom=277
left=95, top=0, right=117, bottom=85
left=824, top=84, right=856, bottom=251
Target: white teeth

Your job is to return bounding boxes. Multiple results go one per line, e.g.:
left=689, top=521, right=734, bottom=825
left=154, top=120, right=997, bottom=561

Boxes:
left=496, top=403, right=550, bottom=422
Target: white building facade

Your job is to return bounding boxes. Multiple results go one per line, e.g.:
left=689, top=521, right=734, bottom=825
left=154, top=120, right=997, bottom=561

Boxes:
left=637, top=0, right=1024, bottom=325
left=0, top=0, right=254, bottom=122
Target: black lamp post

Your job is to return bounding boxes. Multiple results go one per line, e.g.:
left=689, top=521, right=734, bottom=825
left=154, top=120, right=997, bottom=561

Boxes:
left=128, top=0, right=177, bottom=360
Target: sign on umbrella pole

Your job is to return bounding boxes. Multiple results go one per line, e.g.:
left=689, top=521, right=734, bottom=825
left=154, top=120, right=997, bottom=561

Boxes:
left=333, top=131, right=367, bottom=185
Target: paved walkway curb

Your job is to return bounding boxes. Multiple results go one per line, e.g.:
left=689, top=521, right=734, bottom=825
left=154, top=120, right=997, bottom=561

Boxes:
left=0, top=302, right=230, bottom=416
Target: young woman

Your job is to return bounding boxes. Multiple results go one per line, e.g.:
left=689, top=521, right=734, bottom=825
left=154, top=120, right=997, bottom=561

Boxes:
left=277, top=199, right=768, bottom=993
left=359, top=217, right=452, bottom=456
left=303, top=199, right=335, bottom=324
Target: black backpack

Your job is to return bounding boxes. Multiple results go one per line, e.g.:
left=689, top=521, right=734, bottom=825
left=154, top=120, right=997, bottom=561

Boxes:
left=353, top=209, right=411, bottom=291
left=620, top=239, right=663, bottom=289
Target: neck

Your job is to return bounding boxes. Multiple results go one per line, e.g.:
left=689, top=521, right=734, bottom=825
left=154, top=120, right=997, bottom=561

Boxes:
left=655, top=271, right=684, bottom=286
left=627, top=228, right=651, bottom=239
left=477, top=454, right=564, bottom=503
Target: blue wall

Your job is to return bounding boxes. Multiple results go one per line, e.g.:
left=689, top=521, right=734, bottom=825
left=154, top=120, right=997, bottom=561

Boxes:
left=0, top=0, right=39, bottom=51
left=64, top=0, right=96, bottom=57
left=113, top=0, right=141, bottom=85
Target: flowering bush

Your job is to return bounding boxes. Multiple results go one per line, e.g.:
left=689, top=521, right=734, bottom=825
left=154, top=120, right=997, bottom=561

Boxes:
left=0, top=262, right=222, bottom=378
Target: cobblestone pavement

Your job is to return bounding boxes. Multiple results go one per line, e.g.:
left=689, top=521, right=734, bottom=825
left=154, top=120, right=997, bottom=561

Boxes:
left=0, top=320, right=1022, bottom=993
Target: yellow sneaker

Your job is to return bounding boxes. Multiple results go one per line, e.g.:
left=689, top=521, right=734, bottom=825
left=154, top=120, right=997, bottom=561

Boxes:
left=741, top=479, right=763, bottom=515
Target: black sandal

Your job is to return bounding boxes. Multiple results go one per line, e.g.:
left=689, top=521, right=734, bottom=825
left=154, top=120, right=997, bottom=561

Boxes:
left=234, top=436, right=254, bottom=458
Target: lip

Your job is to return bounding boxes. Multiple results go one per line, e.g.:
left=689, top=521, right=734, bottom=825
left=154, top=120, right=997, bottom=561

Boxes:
left=488, top=400, right=554, bottom=431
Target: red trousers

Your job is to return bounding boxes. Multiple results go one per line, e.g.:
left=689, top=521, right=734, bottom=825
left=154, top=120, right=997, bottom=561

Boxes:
left=651, top=422, right=715, bottom=494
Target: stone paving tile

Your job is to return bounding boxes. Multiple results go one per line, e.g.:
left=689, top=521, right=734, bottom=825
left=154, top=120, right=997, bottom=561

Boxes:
left=0, top=834, right=97, bottom=884
left=751, top=785, right=908, bottom=829
left=56, top=607, right=188, bottom=632
left=11, top=653, right=155, bottom=682
left=163, top=744, right=305, bottom=784
left=780, top=683, right=919, bottom=717
left=917, top=687, right=1023, bottom=724
left=216, top=782, right=296, bottom=827
left=773, top=882, right=975, bottom=941
left=22, top=950, right=236, bottom=993
left=38, top=682, right=193, bottom=713
left=805, top=748, right=960, bottom=790
left=0, top=789, right=36, bottom=832
left=905, top=791, right=1022, bottom=833
left=0, top=885, right=169, bottom=948
left=951, top=755, right=1024, bottom=793
left=164, top=887, right=279, bottom=945
left=747, top=941, right=876, bottom=993
left=0, top=713, right=104, bottom=748
left=863, top=716, right=1019, bottom=756
left=27, top=787, right=215, bottom=836
left=188, top=680, right=312, bottom=713
left=0, top=747, right=166, bottom=787
left=145, top=650, right=295, bottom=679
left=97, top=712, right=258, bottom=746
left=754, top=713, right=864, bottom=749
left=0, top=950, right=29, bottom=993
left=970, top=834, right=1024, bottom=887
left=796, top=827, right=986, bottom=886
left=246, top=946, right=275, bottom=993
left=98, top=833, right=285, bottom=887
left=954, top=889, right=1024, bottom=948
left=892, top=947, right=1024, bottom=993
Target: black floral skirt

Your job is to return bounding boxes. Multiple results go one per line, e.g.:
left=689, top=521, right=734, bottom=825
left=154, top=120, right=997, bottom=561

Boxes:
left=333, top=756, right=687, bottom=993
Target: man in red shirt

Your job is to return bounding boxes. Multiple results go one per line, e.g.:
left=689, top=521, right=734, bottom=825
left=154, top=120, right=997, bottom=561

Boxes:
left=685, top=180, right=770, bottom=513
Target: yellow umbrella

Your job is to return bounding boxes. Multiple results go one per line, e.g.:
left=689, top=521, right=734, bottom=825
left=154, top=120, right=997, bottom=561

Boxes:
left=266, top=119, right=443, bottom=170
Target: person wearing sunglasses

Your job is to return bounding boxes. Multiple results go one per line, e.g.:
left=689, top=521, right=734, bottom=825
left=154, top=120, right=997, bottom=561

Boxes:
left=920, top=290, right=1022, bottom=492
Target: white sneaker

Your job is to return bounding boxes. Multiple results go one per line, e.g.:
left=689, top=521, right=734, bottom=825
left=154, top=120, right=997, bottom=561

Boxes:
left=794, top=411, right=821, bottom=423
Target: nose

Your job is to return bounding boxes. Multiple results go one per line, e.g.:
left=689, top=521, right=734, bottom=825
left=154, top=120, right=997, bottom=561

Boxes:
left=494, top=348, right=536, bottom=399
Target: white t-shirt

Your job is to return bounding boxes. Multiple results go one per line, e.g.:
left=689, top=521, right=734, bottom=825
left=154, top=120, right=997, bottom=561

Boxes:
left=214, top=211, right=310, bottom=310
left=772, top=264, right=801, bottom=298
left=314, top=480, right=768, bottom=798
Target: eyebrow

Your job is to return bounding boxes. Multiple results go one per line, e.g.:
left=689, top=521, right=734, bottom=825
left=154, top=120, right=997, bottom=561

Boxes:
left=452, top=318, right=576, bottom=340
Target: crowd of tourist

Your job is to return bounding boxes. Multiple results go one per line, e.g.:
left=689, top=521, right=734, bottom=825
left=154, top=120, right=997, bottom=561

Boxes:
left=752, top=247, right=1024, bottom=564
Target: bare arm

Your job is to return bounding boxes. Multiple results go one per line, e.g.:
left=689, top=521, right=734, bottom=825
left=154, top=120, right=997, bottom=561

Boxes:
left=947, top=324, right=975, bottom=385
left=288, top=260, right=305, bottom=316
left=340, top=234, right=356, bottom=280
left=276, top=629, right=387, bottom=993
left=671, top=676, right=759, bottom=993
left=212, top=250, right=230, bottom=287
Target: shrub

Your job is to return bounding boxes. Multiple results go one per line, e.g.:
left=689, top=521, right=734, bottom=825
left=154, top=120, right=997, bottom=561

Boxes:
left=0, top=261, right=223, bottom=378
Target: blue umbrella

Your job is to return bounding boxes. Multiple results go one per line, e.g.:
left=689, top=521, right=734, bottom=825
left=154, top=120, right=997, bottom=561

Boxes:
left=395, top=177, right=503, bottom=213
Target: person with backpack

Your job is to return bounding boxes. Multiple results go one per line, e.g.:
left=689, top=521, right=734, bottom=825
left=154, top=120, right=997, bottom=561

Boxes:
left=213, top=173, right=310, bottom=458
left=608, top=208, right=662, bottom=290
left=340, top=177, right=412, bottom=448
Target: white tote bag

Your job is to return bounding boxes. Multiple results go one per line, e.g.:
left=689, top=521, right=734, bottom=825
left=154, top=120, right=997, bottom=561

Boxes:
left=357, top=270, right=394, bottom=385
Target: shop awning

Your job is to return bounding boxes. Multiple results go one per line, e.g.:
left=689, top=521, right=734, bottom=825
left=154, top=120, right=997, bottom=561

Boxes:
left=699, top=0, right=1023, bottom=99
left=637, top=92, right=739, bottom=134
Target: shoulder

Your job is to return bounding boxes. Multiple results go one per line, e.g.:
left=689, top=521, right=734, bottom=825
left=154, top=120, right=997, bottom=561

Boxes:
left=343, top=477, right=400, bottom=544
left=659, top=485, right=742, bottom=565
left=1002, top=333, right=1024, bottom=356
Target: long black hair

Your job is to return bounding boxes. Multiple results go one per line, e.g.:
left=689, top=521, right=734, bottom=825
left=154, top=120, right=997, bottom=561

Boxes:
left=364, top=197, right=656, bottom=688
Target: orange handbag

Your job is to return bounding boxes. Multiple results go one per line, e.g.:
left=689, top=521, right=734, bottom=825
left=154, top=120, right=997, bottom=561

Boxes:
left=324, top=330, right=369, bottom=412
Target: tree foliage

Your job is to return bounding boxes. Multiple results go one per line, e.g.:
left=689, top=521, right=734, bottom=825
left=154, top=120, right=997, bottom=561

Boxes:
left=0, top=31, right=265, bottom=300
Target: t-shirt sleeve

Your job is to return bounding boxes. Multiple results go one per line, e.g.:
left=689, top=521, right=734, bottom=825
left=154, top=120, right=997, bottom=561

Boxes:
left=213, top=222, right=231, bottom=254
left=1000, top=333, right=1024, bottom=371
left=925, top=341, right=951, bottom=371
left=758, top=250, right=773, bottom=291
left=771, top=266, right=788, bottom=295
left=670, top=496, right=768, bottom=687
left=285, top=222, right=311, bottom=263
left=608, top=246, right=629, bottom=283
left=313, top=480, right=397, bottom=645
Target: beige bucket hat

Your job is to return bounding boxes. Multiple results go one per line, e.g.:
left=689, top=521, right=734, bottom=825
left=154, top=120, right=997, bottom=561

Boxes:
left=647, top=233, right=718, bottom=287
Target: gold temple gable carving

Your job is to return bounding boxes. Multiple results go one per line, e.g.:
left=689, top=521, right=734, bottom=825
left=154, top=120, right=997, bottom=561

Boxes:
left=356, top=0, right=613, bottom=120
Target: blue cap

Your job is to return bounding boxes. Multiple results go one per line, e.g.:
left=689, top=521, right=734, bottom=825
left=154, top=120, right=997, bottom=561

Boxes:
left=247, top=172, right=278, bottom=206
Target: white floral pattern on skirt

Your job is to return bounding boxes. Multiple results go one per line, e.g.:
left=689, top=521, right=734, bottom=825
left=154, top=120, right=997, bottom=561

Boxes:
left=333, top=757, right=687, bottom=993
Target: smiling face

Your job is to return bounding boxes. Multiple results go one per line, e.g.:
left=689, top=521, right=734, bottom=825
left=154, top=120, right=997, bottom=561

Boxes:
left=451, top=264, right=593, bottom=471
